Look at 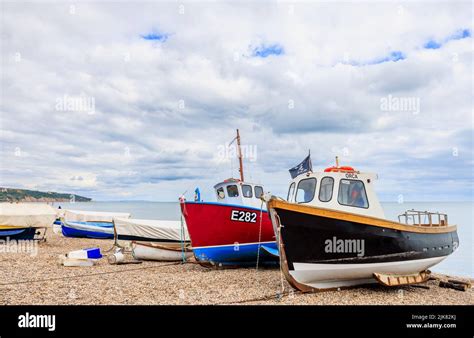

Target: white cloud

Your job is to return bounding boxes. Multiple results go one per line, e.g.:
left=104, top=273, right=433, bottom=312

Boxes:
left=0, top=1, right=472, bottom=201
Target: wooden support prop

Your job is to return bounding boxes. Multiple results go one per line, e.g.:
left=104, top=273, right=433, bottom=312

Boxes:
left=113, top=260, right=143, bottom=265
left=439, top=281, right=468, bottom=292
left=373, top=271, right=430, bottom=287
left=447, top=279, right=472, bottom=288
left=410, top=284, right=430, bottom=290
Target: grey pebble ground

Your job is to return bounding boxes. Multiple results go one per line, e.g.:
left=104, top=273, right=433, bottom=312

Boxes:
left=1, top=232, right=472, bottom=305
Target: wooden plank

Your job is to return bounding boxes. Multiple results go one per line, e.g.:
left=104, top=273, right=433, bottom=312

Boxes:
left=373, top=271, right=430, bottom=287
left=439, top=281, right=468, bottom=292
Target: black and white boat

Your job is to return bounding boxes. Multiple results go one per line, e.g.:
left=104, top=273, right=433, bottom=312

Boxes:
left=265, top=157, right=459, bottom=291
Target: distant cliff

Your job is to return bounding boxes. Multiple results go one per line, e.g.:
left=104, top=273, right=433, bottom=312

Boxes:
left=0, top=188, right=92, bottom=202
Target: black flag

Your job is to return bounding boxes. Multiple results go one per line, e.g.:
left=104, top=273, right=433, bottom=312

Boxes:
left=289, top=154, right=313, bottom=179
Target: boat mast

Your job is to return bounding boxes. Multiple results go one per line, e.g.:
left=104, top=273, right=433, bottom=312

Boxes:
left=236, top=129, right=244, bottom=182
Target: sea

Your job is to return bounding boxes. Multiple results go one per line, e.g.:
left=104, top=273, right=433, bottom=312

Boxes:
left=53, top=201, right=473, bottom=278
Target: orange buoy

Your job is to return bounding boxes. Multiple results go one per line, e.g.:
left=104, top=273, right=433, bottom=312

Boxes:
left=324, top=166, right=356, bottom=173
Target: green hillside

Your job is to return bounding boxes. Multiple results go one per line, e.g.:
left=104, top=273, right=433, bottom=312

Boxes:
left=0, top=188, right=92, bottom=202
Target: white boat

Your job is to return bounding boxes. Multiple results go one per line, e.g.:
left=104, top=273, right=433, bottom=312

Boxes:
left=0, top=203, right=57, bottom=240
left=113, top=218, right=192, bottom=261
left=64, top=209, right=131, bottom=222
left=61, top=210, right=131, bottom=239
left=132, top=242, right=193, bottom=261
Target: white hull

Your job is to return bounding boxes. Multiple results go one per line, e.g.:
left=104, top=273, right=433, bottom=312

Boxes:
left=132, top=242, right=193, bottom=262
left=290, top=256, right=448, bottom=289
left=64, top=221, right=114, bottom=235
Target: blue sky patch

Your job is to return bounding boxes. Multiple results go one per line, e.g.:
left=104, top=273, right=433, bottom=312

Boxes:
left=423, top=28, right=471, bottom=49
left=387, top=51, right=405, bottom=62
left=344, top=50, right=406, bottom=66
left=424, top=39, right=442, bottom=49
left=450, top=28, right=471, bottom=40
left=141, top=31, right=168, bottom=42
left=252, top=44, right=284, bottom=58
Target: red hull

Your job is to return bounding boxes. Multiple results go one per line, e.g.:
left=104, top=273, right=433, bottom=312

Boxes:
left=180, top=201, right=275, bottom=248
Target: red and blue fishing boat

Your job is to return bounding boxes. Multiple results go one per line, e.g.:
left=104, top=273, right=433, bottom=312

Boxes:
left=180, top=130, right=278, bottom=267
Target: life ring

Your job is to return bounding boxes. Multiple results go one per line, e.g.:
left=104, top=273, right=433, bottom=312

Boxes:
left=324, top=166, right=356, bottom=173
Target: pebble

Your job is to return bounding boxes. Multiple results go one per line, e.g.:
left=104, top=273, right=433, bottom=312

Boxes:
left=0, top=232, right=472, bottom=305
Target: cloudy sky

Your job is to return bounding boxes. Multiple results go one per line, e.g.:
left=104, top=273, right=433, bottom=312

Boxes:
left=0, top=1, right=472, bottom=202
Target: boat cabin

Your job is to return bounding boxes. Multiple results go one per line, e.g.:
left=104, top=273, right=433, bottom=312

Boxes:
left=286, top=166, right=385, bottom=218
left=214, top=178, right=265, bottom=209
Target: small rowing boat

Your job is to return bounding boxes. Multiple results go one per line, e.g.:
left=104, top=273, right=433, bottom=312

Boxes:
left=114, top=218, right=192, bottom=261
left=61, top=210, right=131, bottom=239
left=0, top=203, right=56, bottom=240
left=132, top=242, right=193, bottom=261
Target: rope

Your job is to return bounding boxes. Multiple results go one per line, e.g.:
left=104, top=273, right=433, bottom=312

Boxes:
left=255, top=200, right=264, bottom=271
left=0, top=262, right=182, bottom=287
left=180, top=214, right=186, bottom=263
left=104, top=222, right=120, bottom=253
left=277, top=219, right=286, bottom=294
left=1, top=257, right=301, bottom=305
left=214, top=289, right=302, bottom=305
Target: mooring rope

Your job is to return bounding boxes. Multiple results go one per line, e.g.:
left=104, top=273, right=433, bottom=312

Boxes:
left=180, top=213, right=186, bottom=263
left=215, top=289, right=303, bottom=305
left=255, top=200, right=264, bottom=271
left=1, top=259, right=301, bottom=305
left=0, top=261, right=182, bottom=286
left=271, top=211, right=287, bottom=294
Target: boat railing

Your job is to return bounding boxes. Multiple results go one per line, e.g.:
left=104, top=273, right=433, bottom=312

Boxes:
left=398, top=209, right=448, bottom=227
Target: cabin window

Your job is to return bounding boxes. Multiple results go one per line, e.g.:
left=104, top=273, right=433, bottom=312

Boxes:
left=287, top=183, right=295, bottom=202
left=338, top=179, right=369, bottom=209
left=216, top=187, right=225, bottom=200
left=254, top=186, right=264, bottom=199
left=295, top=178, right=316, bottom=203
left=226, top=185, right=239, bottom=197
left=319, top=177, right=334, bottom=202
left=242, top=185, right=253, bottom=198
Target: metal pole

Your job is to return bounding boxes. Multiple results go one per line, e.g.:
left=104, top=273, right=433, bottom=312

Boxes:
left=236, top=129, right=244, bottom=182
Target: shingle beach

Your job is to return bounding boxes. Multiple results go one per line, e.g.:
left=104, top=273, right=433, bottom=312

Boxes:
left=1, top=232, right=472, bottom=305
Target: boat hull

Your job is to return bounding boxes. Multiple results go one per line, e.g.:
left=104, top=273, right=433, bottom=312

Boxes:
left=62, top=221, right=114, bottom=239
left=192, top=241, right=278, bottom=266
left=269, top=200, right=459, bottom=290
left=181, top=201, right=278, bottom=266
left=290, top=256, right=447, bottom=289
left=0, top=227, right=37, bottom=240
left=132, top=242, right=193, bottom=261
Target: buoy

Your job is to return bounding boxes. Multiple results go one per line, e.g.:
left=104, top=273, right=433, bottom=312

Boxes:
left=324, top=166, right=356, bottom=173
left=107, top=251, right=124, bottom=264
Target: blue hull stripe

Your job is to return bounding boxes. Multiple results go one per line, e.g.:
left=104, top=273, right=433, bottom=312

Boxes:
left=260, top=244, right=280, bottom=257
left=0, top=228, right=36, bottom=240
left=62, top=224, right=114, bottom=239
left=193, top=242, right=279, bottom=266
